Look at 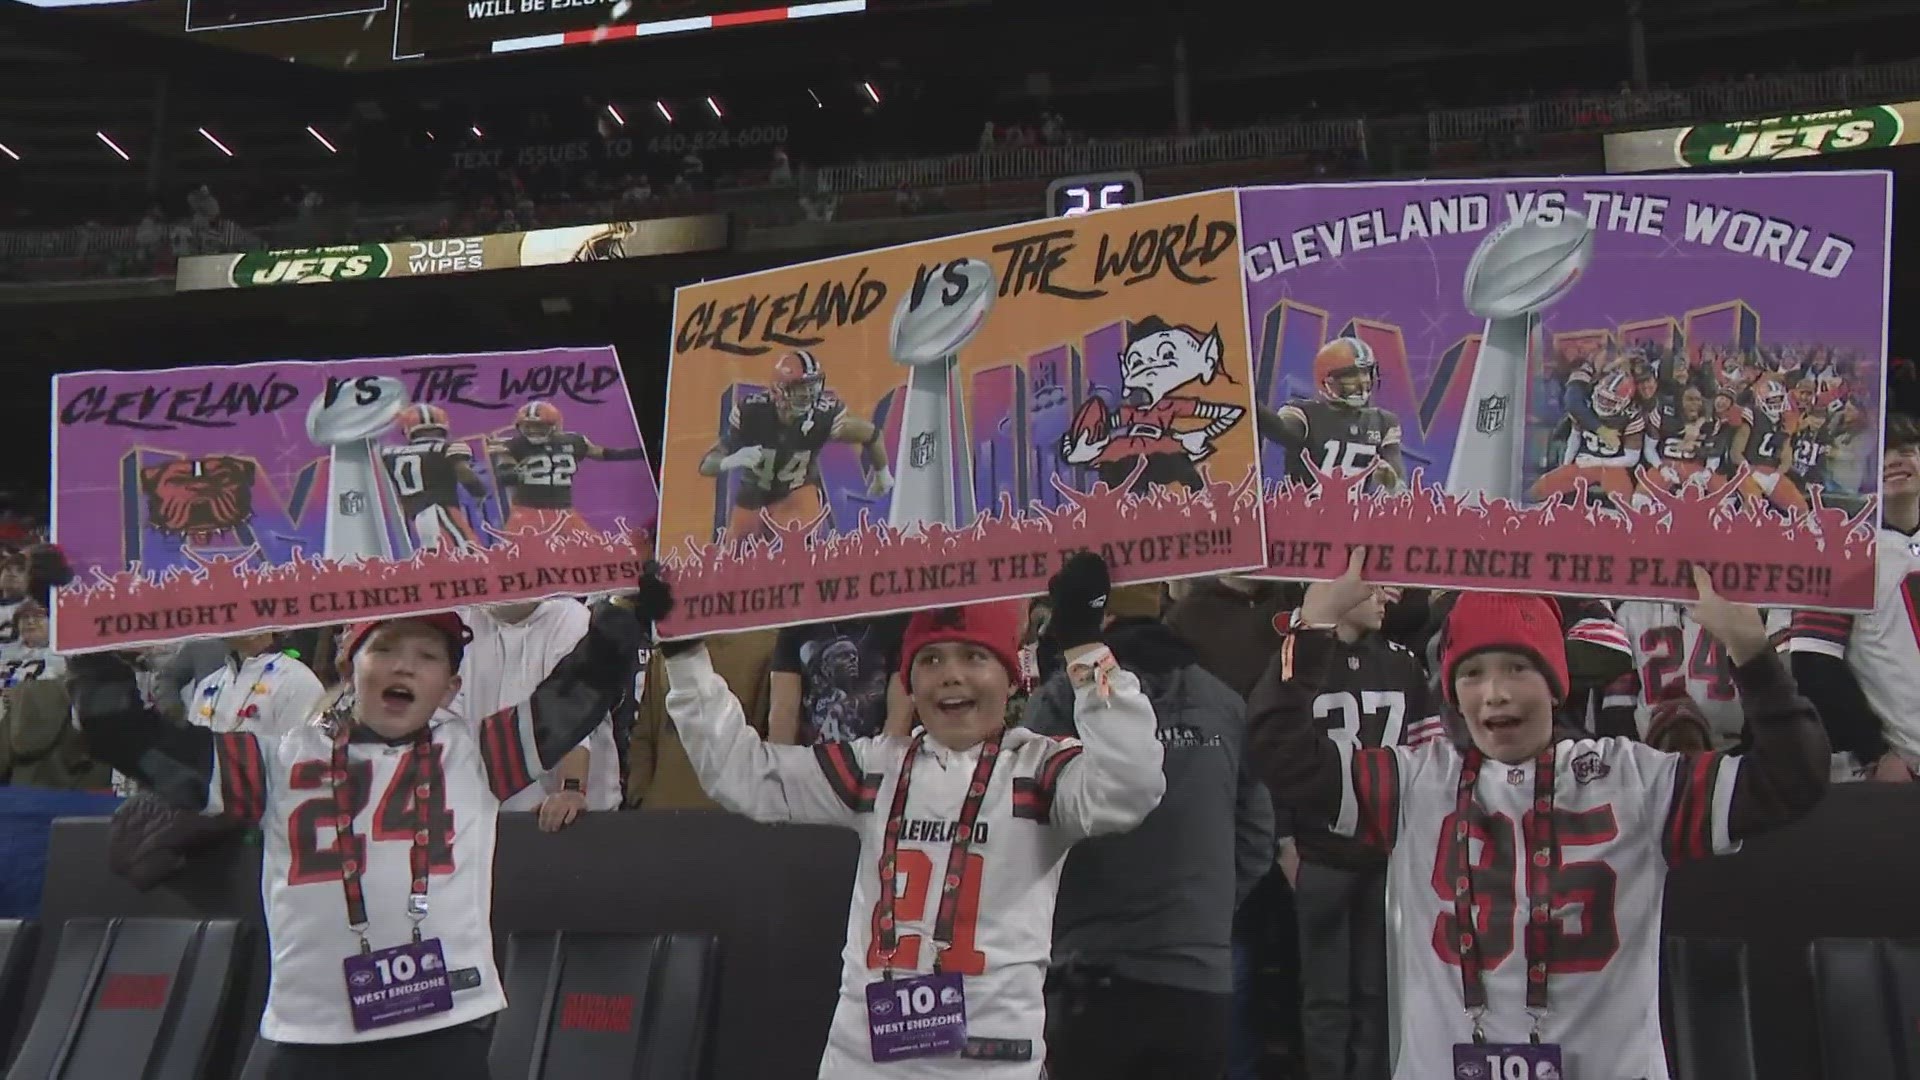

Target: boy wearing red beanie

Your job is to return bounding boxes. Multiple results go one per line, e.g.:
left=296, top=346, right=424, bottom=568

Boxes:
left=1248, top=548, right=1829, bottom=1080
left=645, top=553, right=1165, bottom=1079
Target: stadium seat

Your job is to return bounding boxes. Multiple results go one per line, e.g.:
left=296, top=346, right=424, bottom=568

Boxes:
left=489, top=931, right=720, bottom=1080
left=1662, top=935, right=1757, bottom=1080
left=1879, top=939, right=1920, bottom=1080
left=0, top=920, right=40, bottom=1054
left=5, top=917, right=252, bottom=1080
left=1808, top=937, right=1900, bottom=1080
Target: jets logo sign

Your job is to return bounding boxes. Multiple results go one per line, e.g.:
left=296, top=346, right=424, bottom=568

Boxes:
left=1676, top=105, right=1905, bottom=166
left=230, top=244, right=391, bottom=287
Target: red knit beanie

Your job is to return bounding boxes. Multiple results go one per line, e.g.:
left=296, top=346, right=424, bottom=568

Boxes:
left=1441, top=593, right=1569, bottom=705
left=339, top=612, right=474, bottom=669
left=898, top=601, right=1025, bottom=688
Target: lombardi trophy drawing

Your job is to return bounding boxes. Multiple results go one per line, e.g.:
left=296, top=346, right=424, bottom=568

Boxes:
left=1449, top=212, right=1594, bottom=504
left=306, top=376, right=413, bottom=562
left=887, top=258, right=996, bottom=532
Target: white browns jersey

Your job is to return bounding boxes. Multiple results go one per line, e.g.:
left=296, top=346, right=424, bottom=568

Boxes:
left=664, top=644, right=1165, bottom=1080
left=1612, top=603, right=1748, bottom=749
left=1786, top=526, right=1920, bottom=761
left=1335, top=736, right=1739, bottom=1080
left=207, top=703, right=556, bottom=1043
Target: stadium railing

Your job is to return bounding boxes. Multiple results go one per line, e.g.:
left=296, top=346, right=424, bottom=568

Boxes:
left=4, top=54, right=1915, bottom=287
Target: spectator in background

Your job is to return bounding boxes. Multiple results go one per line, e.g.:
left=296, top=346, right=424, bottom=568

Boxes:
left=0, top=602, right=103, bottom=790
left=1036, top=584, right=1272, bottom=1080
left=153, top=638, right=238, bottom=721
left=770, top=145, right=793, bottom=185
left=456, top=598, right=624, bottom=830
left=1165, top=573, right=1302, bottom=1080
left=628, top=628, right=779, bottom=809
left=621, top=175, right=653, bottom=205
left=1283, top=583, right=1440, bottom=1080
left=1787, top=412, right=1920, bottom=781
left=188, top=631, right=326, bottom=741
left=769, top=614, right=912, bottom=745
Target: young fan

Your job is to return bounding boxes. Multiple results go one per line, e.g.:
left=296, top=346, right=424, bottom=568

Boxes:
left=69, top=599, right=645, bottom=1080
left=1248, top=549, right=1828, bottom=1080
left=643, top=554, right=1165, bottom=1079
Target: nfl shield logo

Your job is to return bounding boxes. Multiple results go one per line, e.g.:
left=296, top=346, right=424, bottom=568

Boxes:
left=1475, top=395, right=1509, bottom=435
left=337, top=490, right=366, bottom=516
left=910, top=432, right=937, bottom=469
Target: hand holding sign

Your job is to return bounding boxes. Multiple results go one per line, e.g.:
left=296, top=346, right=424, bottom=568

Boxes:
left=1299, top=547, right=1375, bottom=628
left=1685, top=566, right=1770, bottom=666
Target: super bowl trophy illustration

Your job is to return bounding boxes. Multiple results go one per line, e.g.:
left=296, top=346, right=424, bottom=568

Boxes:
left=1449, top=212, right=1594, bottom=503
left=887, top=258, right=996, bottom=531
left=305, top=375, right=411, bottom=562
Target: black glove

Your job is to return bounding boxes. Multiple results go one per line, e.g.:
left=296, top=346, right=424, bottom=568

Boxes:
left=628, top=561, right=702, bottom=657
left=1045, top=551, right=1111, bottom=651
left=28, top=543, right=72, bottom=605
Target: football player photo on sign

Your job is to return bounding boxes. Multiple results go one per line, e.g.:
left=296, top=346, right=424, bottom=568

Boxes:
left=1238, top=173, right=1891, bottom=610
left=657, top=191, right=1268, bottom=639
left=49, top=347, right=658, bottom=654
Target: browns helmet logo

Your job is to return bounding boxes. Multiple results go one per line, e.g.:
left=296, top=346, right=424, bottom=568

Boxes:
left=139, top=456, right=258, bottom=536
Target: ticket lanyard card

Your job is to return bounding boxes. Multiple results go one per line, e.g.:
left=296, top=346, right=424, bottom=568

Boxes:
left=866, top=971, right=967, bottom=1062
left=1453, top=1041, right=1565, bottom=1080
left=343, top=937, right=455, bottom=1032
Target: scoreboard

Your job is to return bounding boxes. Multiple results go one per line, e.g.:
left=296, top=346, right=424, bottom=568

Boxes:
left=1045, top=171, right=1144, bottom=218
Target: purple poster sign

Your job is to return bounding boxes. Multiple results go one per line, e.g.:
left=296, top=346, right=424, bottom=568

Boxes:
left=52, top=346, right=658, bottom=653
left=1240, top=171, right=1890, bottom=609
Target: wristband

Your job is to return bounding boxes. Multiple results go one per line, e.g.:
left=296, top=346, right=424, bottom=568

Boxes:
left=561, top=779, right=584, bottom=793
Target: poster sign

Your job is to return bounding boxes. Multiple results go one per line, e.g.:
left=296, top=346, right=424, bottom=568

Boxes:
left=51, top=347, right=658, bottom=653
left=1240, top=171, right=1888, bottom=608
left=657, top=190, right=1265, bottom=637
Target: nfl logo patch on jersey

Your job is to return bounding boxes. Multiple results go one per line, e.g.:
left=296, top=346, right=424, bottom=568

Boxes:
left=1571, top=749, right=1610, bottom=784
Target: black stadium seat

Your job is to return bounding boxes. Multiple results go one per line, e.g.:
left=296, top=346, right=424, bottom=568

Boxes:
left=0, top=920, right=41, bottom=1054
left=6, top=917, right=251, bottom=1080
left=1879, top=939, right=1920, bottom=1080
left=1662, top=935, right=1758, bottom=1080
left=1809, top=937, right=1900, bottom=1080
left=491, top=931, right=719, bottom=1080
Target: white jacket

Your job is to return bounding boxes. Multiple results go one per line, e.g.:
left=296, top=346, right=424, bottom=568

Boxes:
left=666, top=643, right=1165, bottom=1080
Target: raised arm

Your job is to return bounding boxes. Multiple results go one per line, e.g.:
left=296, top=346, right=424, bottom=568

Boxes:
left=1032, top=554, right=1164, bottom=840
left=476, top=598, right=644, bottom=803
left=1246, top=549, right=1406, bottom=852
left=662, top=642, right=871, bottom=828
left=69, top=652, right=238, bottom=816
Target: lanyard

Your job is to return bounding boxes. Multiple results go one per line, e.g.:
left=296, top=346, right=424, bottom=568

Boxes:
left=1451, top=745, right=1558, bottom=1040
left=874, top=730, right=1003, bottom=979
left=331, top=722, right=443, bottom=954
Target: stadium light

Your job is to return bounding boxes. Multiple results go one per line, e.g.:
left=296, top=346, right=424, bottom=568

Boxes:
left=861, top=81, right=881, bottom=105
left=654, top=100, right=674, bottom=123
left=0, top=142, right=17, bottom=162
left=305, top=125, right=338, bottom=153
left=808, top=88, right=823, bottom=109
left=469, top=125, right=484, bottom=139
left=705, top=95, right=723, bottom=119
left=96, top=130, right=130, bottom=161
left=606, top=103, right=626, bottom=127
left=197, top=127, right=235, bottom=157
